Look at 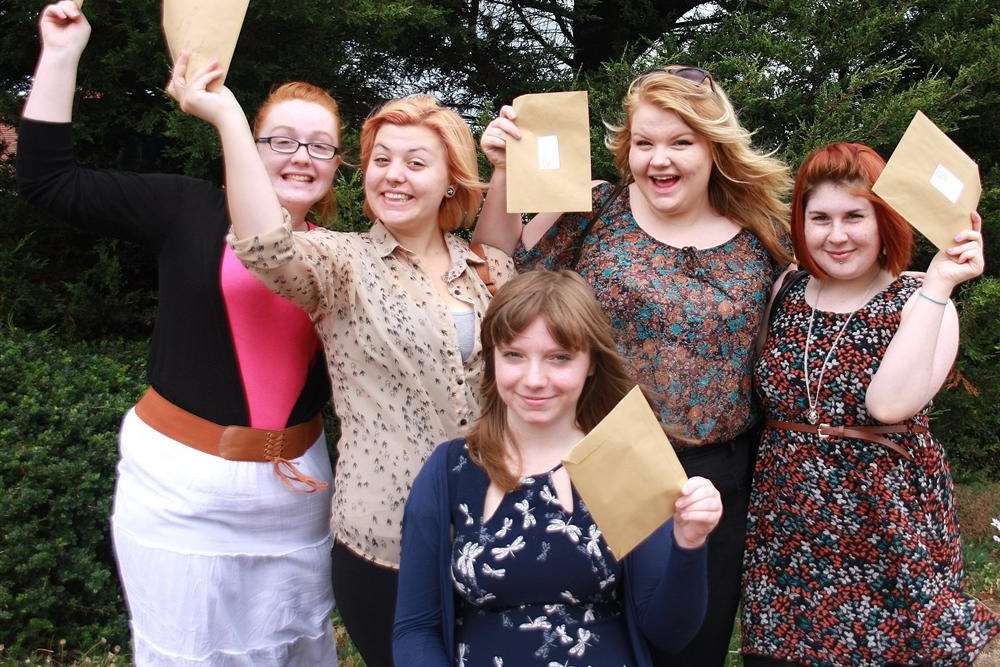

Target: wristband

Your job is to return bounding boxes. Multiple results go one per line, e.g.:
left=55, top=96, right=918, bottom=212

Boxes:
left=918, top=290, right=948, bottom=306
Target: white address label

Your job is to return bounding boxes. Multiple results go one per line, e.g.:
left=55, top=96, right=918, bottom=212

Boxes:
left=537, top=135, right=560, bottom=170
left=930, top=163, right=963, bottom=204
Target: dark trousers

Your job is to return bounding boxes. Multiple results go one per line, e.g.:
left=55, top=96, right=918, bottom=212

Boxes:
left=652, top=432, right=754, bottom=667
left=331, top=539, right=398, bottom=667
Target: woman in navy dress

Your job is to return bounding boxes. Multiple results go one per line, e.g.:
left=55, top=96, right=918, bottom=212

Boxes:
left=394, top=270, right=722, bottom=666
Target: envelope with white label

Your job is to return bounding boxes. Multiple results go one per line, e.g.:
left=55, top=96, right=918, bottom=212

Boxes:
left=872, top=111, right=981, bottom=251
left=506, top=91, right=593, bottom=213
left=162, top=0, right=250, bottom=90
left=562, top=385, right=688, bottom=560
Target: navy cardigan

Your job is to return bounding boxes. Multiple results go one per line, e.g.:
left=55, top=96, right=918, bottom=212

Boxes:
left=392, top=438, right=710, bottom=666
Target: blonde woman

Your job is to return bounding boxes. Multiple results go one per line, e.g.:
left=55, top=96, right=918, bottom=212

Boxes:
left=169, top=60, right=515, bottom=665
left=473, top=67, right=791, bottom=665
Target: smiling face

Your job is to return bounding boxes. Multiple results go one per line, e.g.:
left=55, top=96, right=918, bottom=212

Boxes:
left=255, top=99, right=340, bottom=222
left=364, top=123, right=451, bottom=234
left=494, top=317, right=592, bottom=433
left=804, top=181, right=882, bottom=282
left=627, top=102, right=714, bottom=219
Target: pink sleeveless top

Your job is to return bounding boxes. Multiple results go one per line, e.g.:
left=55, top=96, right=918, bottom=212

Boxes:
left=220, top=243, right=320, bottom=429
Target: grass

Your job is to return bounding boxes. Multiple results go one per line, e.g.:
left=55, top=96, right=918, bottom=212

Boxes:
left=6, top=483, right=997, bottom=667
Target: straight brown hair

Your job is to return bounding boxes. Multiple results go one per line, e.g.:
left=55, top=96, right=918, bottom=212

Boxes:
left=467, top=270, right=648, bottom=491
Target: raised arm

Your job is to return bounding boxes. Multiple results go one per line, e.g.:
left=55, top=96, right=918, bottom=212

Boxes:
left=165, top=55, right=282, bottom=240
left=866, top=213, right=985, bottom=423
left=473, top=104, right=562, bottom=254
left=18, top=2, right=197, bottom=249
left=23, top=1, right=89, bottom=123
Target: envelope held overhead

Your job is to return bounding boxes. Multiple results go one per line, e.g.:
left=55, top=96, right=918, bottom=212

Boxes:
left=162, top=0, right=251, bottom=90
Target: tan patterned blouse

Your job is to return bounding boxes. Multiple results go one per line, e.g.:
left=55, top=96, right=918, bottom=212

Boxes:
left=229, top=215, right=515, bottom=567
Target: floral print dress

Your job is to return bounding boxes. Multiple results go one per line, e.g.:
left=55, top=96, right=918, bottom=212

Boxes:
left=742, top=275, right=999, bottom=665
left=449, top=450, right=634, bottom=666
left=515, top=182, right=785, bottom=444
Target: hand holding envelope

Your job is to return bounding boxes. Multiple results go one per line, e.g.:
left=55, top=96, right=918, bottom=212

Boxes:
left=562, top=386, right=692, bottom=560
left=162, top=0, right=250, bottom=90
left=872, top=111, right=981, bottom=251
left=505, top=91, right=593, bottom=214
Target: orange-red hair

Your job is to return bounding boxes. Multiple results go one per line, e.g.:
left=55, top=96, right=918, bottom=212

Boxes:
left=791, top=142, right=912, bottom=277
left=253, top=82, right=343, bottom=227
left=359, top=95, right=483, bottom=232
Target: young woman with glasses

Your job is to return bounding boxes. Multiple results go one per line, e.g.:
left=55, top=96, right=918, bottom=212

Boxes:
left=394, top=269, right=723, bottom=666
left=742, top=142, right=998, bottom=666
left=167, top=51, right=517, bottom=664
left=473, top=67, right=792, bottom=665
left=17, top=3, right=342, bottom=663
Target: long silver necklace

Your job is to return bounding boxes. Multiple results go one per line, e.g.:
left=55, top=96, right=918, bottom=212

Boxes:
left=803, top=275, right=881, bottom=425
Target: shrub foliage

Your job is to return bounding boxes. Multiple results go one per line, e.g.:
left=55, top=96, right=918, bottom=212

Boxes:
left=0, top=329, right=144, bottom=654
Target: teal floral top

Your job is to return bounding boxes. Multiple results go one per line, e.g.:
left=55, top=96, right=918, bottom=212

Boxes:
left=514, top=182, right=788, bottom=445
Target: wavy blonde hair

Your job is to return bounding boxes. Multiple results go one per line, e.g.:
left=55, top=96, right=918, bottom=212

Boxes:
left=606, top=68, right=792, bottom=265
left=253, top=82, right=342, bottom=227
left=359, top=95, right=484, bottom=232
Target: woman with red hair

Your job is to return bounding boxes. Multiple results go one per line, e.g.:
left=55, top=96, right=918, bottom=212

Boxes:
left=741, top=142, right=998, bottom=665
left=18, top=3, right=344, bottom=663
left=170, top=60, right=516, bottom=662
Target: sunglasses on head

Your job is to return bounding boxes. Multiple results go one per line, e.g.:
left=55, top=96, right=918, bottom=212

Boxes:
left=634, top=66, right=714, bottom=92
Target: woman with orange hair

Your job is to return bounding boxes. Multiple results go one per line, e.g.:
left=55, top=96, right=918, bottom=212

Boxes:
left=170, top=59, right=516, bottom=662
left=18, top=3, right=344, bottom=663
left=742, top=142, right=998, bottom=665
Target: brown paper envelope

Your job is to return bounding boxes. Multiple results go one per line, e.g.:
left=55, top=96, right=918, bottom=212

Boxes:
left=162, top=0, right=250, bottom=90
left=563, top=385, right=688, bottom=560
left=506, top=91, right=592, bottom=214
left=872, top=111, right=980, bottom=251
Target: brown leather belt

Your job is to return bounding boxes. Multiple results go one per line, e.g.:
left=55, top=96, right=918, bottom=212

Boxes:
left=767, top=420, right=928, bottom=460
left=134, top=388, right=328, bottom=493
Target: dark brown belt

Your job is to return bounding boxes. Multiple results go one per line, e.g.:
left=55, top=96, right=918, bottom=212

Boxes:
left=766, top=419, right=928, bottom=460
left=134, top=388, right=328, bottom=493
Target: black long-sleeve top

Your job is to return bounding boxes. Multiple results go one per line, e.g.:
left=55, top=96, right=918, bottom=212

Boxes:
left=15, top=118, right=330, bottom=427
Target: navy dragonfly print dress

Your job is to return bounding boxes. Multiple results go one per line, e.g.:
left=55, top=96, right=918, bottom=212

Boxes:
left=449, top=448, right=634, bottom=666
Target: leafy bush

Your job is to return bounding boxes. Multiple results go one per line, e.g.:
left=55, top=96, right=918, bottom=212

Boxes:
left=934, top=277, right=1000, bottom=482
left=0, top=184, right=157, bottom=339
left=0, top=328, right=145, bottom=657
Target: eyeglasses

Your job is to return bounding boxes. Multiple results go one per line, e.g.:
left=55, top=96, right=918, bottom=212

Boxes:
left=633, top=66, right=714, bottom=92
left=256, top=136, right=340, bottom=160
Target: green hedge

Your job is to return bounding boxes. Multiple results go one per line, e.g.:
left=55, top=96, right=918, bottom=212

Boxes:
left=934, top=277, right=1000, bottom=483
left=0, top=328, right=144, bottom=656
left=0, top=327, right=345, bottom=662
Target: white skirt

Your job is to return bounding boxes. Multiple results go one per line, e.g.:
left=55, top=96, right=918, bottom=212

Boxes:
left=111, top=408, right=338, bottom=666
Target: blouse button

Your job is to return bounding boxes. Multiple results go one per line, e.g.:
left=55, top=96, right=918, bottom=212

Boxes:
left=457, top=378, right=464, bottom=385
